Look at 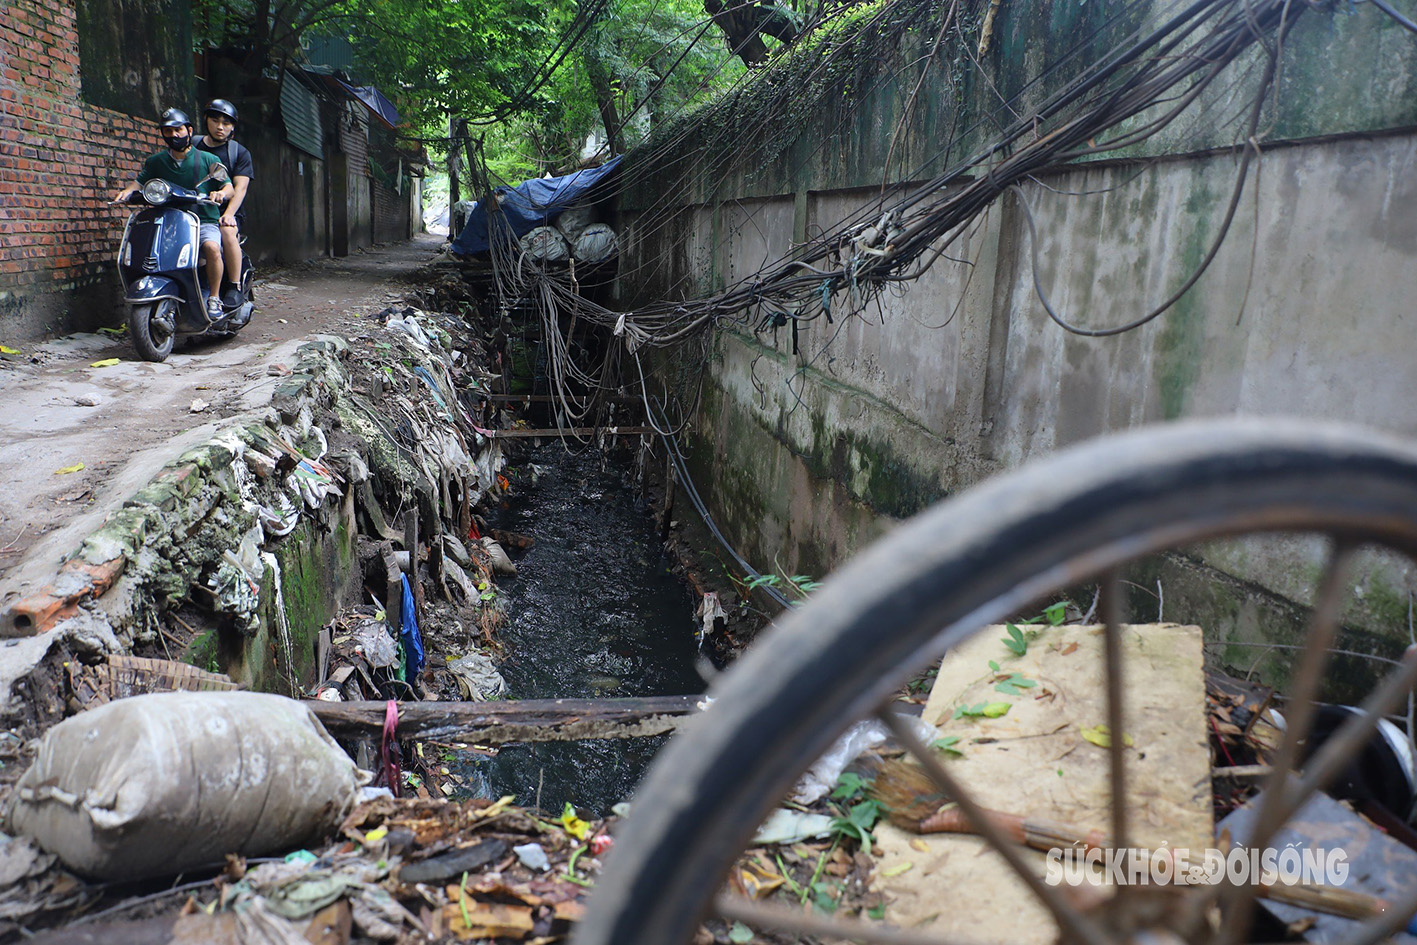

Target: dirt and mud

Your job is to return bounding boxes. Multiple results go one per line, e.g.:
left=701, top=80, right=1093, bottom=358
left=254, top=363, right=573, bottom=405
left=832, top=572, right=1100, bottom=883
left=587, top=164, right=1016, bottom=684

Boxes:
left=0, top=236, right=447, bottom=602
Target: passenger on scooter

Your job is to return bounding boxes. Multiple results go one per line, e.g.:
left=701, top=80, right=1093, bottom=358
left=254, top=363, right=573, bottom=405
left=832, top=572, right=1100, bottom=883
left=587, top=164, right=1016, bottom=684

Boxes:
left=195, top=99, right=254, bottom=306
left=113, top=108, right=233, bottom=318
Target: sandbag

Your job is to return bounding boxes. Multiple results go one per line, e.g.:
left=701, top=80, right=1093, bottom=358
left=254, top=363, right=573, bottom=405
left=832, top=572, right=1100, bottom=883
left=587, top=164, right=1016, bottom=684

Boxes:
left=572, top=223, right=618, bottom=264
left=8, top=691, right=362, bottom=881
left=553, top=203, right=596, bottom=242
left=519, top=226, right=570, bottom=263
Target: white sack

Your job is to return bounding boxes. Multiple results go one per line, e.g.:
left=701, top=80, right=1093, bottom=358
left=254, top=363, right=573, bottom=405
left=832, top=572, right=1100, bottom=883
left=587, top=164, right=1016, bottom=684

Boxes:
left=8, top=691, right=361, bottom=881
left=519, top=226, right=570, bottom=263
left=572, top=223, right=618, bottom=264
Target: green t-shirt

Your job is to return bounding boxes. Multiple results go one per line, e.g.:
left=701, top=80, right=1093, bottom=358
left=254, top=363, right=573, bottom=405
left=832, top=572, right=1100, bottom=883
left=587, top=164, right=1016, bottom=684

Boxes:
left=137, top=148, right=225, bottom=223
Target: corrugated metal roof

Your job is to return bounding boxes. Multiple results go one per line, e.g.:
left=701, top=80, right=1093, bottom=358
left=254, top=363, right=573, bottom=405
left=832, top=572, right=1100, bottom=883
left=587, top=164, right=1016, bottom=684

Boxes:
left=281, top=72, right=324, bottom=158
left=302, top=34, right=357, bottom=71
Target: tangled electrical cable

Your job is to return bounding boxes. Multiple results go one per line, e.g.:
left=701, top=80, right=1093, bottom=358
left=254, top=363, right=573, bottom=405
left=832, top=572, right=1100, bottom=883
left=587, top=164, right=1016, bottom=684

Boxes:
left=505, top=0, right=1308, bottom=356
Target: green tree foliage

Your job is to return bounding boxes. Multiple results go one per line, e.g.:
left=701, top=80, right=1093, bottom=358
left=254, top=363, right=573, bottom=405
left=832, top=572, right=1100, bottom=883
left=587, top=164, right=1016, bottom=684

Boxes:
left=193, top=0, right=749, bottom=181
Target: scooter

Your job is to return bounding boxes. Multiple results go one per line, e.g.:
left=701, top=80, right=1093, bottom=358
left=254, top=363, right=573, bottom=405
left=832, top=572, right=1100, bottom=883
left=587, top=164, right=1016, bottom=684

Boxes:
left=115, top=164, right=255, bottom=362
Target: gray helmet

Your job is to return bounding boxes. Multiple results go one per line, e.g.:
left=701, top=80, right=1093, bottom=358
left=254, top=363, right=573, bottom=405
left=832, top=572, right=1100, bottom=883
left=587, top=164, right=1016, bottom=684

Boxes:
left=204, top=99, right=238, bottom=122
left=159, top=108, right=192, bottom=129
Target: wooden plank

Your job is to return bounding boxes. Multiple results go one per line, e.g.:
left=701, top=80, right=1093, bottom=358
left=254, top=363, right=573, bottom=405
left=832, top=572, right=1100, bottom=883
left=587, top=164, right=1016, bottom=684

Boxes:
left=308, top=694, right=702, bottom=743
left=471, top=393, right=642, bottom=404
left=487, top=426, right=656, bottom=439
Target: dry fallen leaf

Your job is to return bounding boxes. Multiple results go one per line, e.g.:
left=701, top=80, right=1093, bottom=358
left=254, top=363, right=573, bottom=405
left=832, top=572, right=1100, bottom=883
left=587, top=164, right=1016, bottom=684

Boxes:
left=443, top=896, right=534, bottom=940
left=908, top=838, right=930, bottom=853
left=54, top=463, right=85, bottom=475
left=1080, top=724, right=1134, bottom=749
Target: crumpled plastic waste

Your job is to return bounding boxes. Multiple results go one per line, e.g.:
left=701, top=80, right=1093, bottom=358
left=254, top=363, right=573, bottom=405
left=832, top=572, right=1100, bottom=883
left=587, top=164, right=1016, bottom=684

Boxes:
left=752, top=809, right=836, bottom=846
left=385, top=315, right=431, bottom=350
left=255, top=491, right=301, bottom=538
left=288, top=458, right=343, bottom=509
left=353, top=618, right=400, bottom=670
left=209, top=527, right=266, bottom=634
left=697, top=591, right=727, bottom=648
left=791, top=716, right=939, bottom=804
left=447, top=650, right=508, bottom=701
left=513, top=842, right=549, bottom=872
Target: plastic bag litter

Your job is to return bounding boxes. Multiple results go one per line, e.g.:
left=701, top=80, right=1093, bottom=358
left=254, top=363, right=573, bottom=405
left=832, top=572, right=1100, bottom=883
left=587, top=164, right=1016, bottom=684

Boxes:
left=353, top=618, right=400, bottom=669
left=448, top=650, right=508, bottom=701
left=8, top=691, right=362, bottom=881
left=791, top=716, right=939, bottom=805
left=752, top=809, right=835, bottom=846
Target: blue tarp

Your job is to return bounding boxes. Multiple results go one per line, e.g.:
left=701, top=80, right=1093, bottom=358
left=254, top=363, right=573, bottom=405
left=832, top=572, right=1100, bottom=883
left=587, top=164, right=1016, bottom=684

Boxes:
left=336, top=78, right=399, bottom=128
left=451, top=156, right=621, bottom=257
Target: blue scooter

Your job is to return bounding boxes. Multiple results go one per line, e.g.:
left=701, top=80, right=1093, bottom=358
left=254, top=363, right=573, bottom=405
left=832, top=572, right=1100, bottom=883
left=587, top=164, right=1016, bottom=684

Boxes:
left=115, top=164, right=255, bottom=362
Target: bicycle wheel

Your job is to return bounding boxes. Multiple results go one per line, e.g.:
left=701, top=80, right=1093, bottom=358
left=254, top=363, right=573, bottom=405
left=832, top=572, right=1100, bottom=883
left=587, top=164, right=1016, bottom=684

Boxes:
left=576, top=418, right=1417, bottom=945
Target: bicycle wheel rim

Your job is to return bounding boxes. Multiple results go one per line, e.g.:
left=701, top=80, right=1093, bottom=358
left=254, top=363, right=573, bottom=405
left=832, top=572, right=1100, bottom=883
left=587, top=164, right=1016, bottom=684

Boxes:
left=577, top=418, right=1417, bottom=945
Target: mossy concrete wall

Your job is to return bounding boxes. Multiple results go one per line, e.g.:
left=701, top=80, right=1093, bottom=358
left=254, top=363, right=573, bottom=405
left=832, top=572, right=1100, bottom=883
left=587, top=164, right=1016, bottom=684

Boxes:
left=619, top=1, right=1417, bottom=665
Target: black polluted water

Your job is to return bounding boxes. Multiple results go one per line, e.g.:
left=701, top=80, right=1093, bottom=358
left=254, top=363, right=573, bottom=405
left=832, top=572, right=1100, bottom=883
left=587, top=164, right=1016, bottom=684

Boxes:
left=454, top=441, right=705, bottom=815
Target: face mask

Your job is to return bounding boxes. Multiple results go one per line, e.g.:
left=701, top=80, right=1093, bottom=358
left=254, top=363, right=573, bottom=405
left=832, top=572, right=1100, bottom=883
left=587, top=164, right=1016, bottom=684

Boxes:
left=166, top=134, right=191, bottom=152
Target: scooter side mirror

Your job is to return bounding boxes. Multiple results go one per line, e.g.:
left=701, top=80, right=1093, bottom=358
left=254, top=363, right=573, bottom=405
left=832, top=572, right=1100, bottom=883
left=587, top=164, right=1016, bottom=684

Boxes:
left=200, top=164, right=230, bottom=186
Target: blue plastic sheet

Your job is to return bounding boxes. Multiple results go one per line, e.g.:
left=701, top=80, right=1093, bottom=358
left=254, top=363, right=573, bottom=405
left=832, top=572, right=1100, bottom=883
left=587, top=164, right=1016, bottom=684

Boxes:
left=399, top=573, right=425, bottom=679
left=451, top=157, right=621, bottom=257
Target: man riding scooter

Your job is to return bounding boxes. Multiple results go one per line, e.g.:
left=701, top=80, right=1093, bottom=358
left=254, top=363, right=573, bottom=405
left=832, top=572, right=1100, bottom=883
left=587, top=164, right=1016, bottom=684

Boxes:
left=195, top=99, right=254, bottom=310
left=114, top=109, right=232, bottom=318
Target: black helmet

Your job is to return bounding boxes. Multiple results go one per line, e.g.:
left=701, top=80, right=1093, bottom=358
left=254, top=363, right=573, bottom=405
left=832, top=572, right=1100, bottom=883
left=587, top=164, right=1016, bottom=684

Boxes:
left=159, top=108, right=192, bottom=129
left=205, top=99, right=238, bottom=122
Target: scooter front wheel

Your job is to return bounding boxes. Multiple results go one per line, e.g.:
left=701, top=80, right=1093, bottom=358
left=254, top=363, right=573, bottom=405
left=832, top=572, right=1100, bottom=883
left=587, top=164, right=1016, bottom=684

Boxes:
left=129, top=300, right=176, bottom=362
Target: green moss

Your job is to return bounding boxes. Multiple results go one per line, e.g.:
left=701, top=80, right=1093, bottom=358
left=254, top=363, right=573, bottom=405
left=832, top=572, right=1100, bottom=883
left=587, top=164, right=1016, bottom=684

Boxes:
left=184, top=629, right=221, bottom=673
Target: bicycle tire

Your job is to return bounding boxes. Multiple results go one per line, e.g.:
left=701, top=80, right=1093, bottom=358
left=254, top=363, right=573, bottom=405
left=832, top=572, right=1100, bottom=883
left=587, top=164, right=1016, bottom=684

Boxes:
left=576, top=417, right=1417, bottom=945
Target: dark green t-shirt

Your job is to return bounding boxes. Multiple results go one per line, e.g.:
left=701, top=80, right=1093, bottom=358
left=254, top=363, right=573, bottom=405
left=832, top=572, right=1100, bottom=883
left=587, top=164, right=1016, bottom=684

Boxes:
left=136, top=148, right=224, bottom=223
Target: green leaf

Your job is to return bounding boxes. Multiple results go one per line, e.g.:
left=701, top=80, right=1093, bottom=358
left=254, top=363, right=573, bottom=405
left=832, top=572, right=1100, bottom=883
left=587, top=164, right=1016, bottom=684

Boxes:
left=867, top=903, right=887, bottom=920
left=993, top=672, right=1038, bottom=696
left=981, top=702, right=1011, bottom=718
left=988, top=660, right=1000, bottom=673
left=1002, top=623, right=1028, bottom=656
left=933, top=735, right=963, bottom=757
left=831, top=771, right=868, bottom=800
left=1044, top=601, right=1068, bottom=625
left=729, top=921, right=754, bottom=944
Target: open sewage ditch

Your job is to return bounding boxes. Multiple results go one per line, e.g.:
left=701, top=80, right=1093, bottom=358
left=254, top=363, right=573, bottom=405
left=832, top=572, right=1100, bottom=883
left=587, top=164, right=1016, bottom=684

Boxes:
left=0, top=260, right=751, bottom=940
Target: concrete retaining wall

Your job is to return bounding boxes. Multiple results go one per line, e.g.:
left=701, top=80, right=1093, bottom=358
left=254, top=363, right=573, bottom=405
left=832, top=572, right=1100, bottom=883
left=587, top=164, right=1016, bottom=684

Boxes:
left=618, top=1, right=1417, bottom=663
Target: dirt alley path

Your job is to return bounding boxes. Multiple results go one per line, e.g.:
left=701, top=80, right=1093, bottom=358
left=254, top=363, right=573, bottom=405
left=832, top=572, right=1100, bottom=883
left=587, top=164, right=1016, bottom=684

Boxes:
left=0, top=234, right=447, bottom=606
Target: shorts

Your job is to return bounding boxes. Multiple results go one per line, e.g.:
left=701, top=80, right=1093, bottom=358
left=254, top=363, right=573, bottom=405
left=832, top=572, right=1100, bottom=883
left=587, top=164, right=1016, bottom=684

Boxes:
left=199, top=222, right=221, bottom=247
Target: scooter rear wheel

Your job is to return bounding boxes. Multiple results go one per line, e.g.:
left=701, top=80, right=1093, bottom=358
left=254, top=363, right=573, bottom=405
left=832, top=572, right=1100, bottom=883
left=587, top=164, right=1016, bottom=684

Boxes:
left=129, top=300, right=176, bottom=362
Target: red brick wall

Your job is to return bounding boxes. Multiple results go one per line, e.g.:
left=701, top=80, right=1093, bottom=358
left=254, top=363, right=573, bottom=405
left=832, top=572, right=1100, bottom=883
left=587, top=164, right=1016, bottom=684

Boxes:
left=0, top=0, right=156, bottom=340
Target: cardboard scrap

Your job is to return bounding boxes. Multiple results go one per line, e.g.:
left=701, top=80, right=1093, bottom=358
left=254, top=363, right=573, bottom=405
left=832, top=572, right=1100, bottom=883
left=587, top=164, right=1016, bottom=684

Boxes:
left=873, top=623, right=1211, bottom=944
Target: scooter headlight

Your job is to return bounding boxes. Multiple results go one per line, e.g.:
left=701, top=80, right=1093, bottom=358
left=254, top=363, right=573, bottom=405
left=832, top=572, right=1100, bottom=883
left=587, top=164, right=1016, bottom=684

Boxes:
left=141, top=179, right=172, bottom=205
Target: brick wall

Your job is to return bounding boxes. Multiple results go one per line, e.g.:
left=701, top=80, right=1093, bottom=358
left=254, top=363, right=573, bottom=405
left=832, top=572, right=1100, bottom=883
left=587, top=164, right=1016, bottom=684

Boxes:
left=0, top=0, right=169, bottom=341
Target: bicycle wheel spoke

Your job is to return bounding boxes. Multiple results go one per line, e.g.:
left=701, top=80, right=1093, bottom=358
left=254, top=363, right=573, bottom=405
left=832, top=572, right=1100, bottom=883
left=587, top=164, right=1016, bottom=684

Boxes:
left=715, top=893, right=978, bottom=945
left=1267, top=643, right=1417, bottom=837
left=877, top=709, right=1120, bottom=945
left=1216, top=543, right=1353, bottom=945
left=1100, top=569, right=1128, bottom=855
left=1252, top=544, right=1354, bottom=841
